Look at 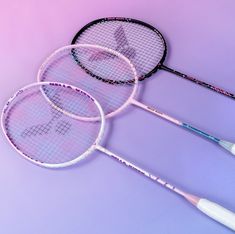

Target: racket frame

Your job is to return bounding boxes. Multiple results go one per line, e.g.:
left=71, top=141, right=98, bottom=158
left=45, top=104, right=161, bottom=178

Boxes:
left=1, top=81, right=105, bottom=168
left=71, top=17, right=167, bottom=81
left=37, top=44, right=139, bottom=120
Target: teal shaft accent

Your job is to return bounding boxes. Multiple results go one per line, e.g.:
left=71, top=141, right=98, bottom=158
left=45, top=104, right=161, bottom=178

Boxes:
left=182, top=123, right=220, bottom=143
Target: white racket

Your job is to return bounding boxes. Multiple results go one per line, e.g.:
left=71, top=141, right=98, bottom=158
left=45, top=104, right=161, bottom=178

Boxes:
left=1, top=81, right=235, bottom=231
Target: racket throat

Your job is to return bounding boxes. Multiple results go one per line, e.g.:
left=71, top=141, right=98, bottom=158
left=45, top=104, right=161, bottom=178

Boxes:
left=160, top=64, right=187, bottom=78
left=131, top=99, right=182, bottom=125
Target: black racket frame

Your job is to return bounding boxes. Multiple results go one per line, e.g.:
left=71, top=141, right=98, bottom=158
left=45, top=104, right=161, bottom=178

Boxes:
left=71, top=17, right=168, bottom=83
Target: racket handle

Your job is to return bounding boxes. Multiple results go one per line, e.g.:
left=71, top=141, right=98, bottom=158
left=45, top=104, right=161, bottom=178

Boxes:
left=219, top=140, right=235, bottom=156
left=195, top=198, right=235, bottom=231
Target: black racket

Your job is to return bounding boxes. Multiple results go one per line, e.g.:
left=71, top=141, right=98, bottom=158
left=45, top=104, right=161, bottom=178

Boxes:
left=71, top=17, right=235, bottom=100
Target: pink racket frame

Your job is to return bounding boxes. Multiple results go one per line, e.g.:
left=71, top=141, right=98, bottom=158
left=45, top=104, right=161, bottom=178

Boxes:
left=36, top=44, right=235, bottom=156
left=37, top=44, right=139, bottom=121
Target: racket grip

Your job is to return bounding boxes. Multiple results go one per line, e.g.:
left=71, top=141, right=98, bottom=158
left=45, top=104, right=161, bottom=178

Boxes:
left=219, top=140, right=235, bottom=156
left=196, top=198, right=235, bottom=231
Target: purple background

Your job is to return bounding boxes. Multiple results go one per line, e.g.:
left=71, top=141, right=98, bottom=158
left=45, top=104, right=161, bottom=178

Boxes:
left=0, top=0, right=235, bottom=233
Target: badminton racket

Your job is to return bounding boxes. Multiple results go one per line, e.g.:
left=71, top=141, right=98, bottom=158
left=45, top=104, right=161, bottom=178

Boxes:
left=1, top=81, right=235, bottom=231
left=37, top=44, right=235, bottom=156
left=71, top=17, right=235, bottom=100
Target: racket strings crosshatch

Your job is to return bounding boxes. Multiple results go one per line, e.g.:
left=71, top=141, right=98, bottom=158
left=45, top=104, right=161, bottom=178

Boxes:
left=1, top=26, right=235, bottom=231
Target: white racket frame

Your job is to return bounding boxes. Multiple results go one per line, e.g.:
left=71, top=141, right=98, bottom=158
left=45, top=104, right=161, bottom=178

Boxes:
left=1, top=81, right=106, bottom=168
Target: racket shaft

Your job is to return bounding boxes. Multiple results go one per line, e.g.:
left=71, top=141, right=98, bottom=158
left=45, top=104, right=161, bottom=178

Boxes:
left=96, top=144, right=185, bottom=196
left=160, top=65, right=235, bottom=100
left=96, top=145, right=235, bottom=231
left=182, top=123, right=220, bottom=143
left=131, top=99, right=220, bottom=144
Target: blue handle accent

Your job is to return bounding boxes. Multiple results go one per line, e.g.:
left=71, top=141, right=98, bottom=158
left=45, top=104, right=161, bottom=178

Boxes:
left=182, top=123, right=220, bottom=143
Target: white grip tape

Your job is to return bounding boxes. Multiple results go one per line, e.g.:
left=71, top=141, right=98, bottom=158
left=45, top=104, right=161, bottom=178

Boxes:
left=197, top=199, right=235, bottom=231
left=231, top=144, right=235, bottom=155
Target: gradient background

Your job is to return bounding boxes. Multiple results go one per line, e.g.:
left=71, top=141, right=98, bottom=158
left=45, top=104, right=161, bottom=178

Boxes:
left=0, top=0, right=235, bottom=233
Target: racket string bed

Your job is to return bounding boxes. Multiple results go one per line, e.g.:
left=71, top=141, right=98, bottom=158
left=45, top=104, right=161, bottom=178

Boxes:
left=75, top=20, right=164, bottom=79
left=39, top=46, right=138, bottom=118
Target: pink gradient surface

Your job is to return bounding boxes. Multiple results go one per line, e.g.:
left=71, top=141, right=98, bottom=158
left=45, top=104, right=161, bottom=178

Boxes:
left=0, top=0, right=235, bottom=233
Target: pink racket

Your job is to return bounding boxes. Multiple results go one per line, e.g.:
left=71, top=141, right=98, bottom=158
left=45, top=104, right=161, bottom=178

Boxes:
left=1, top=81, right=235, bottom=230
left=37, top=44, right=235, bottom=156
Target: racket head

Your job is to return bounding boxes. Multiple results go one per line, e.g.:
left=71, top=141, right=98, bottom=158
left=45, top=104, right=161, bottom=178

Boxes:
left=37, top=44, right=138, bottom=120
left=1, top=82, right=105, bottom=168
left=71, top=17, right=167, bottom=81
